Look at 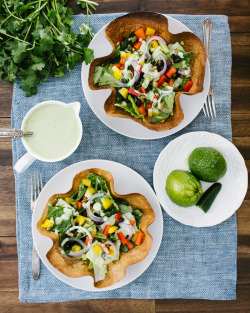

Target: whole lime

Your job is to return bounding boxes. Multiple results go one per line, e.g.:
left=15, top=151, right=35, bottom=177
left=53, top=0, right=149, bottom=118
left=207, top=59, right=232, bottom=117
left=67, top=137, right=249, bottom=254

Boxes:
left=165, top=170, right=203, bottom=207
left=188, top=147, right=227, bottom=182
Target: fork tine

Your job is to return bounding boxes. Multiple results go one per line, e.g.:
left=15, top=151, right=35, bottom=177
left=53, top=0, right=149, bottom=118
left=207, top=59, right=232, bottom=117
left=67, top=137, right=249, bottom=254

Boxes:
left=36, top=172, right=40, bottom=196
left=31, top=175, right=33, bottom=202
left=202, top=104, right=207, bottom=117
left=211, top=87, right=216, bottom=118
left=205, top=97, right=210, bottom=118
left=34, top=174, right=37, bottom=200
left=207, top=92, right=214, bottom=118
left=40, top=173, right=43, bottom=190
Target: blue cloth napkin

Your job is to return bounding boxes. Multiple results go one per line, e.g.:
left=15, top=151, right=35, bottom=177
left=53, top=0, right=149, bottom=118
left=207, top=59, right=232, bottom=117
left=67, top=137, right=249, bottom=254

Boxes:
left=11, top=13, right=236, bottom=302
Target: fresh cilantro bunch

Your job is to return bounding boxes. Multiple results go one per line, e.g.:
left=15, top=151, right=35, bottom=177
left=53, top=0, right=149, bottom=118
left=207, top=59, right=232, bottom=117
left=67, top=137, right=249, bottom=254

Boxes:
left=0, top=0, right=96, bottom=96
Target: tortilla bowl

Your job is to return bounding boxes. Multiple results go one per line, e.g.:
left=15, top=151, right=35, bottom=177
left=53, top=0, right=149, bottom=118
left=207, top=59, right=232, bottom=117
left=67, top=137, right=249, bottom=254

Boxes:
left=37, top=168, right=155, bottom=288
left=88, top=12, right=207, bottom=132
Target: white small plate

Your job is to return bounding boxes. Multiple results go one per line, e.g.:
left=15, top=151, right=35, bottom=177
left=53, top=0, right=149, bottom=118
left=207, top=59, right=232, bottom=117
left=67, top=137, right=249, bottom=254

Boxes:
left=153, top=132, right=248, bottom=227
left=81, top=15, right=210, bottom=140
left=32, top=160, right=163, bottom=291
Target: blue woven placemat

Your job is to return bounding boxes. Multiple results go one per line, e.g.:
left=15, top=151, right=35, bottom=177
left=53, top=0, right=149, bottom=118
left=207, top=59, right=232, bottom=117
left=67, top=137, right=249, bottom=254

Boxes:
left=11, top=13, right=235, bottom=303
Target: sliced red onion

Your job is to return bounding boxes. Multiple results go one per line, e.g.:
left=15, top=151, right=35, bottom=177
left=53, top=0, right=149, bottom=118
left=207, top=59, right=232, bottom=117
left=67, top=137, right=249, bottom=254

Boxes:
left=86, top=192, right=105, bottom=223
left=145, top=36, right=167, bottom=60
left=103, top=241, right=117, bottom=264
left=61, top=237, right=88, bottom=257
left=66, top=226, right=93, bottom=246
left=118, top=222, right=135, bottom=241
left=131, top=60, right=141, bottom=82
left=158, top=54, right=167, bottom=76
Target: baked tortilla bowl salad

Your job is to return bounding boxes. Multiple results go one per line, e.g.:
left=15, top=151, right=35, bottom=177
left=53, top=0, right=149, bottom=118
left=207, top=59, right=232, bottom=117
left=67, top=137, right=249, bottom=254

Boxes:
left=37, top=168, right=155, bottom=288
left=88, top=12, right=207, bottom=132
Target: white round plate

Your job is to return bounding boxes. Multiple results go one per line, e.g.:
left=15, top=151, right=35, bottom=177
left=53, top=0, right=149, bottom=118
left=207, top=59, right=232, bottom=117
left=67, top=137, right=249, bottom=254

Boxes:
left=32, top=160, right=163, bottom=291
left=81, top=15, right=210, bottom=140
left=153, top=132, right=248, bottom=227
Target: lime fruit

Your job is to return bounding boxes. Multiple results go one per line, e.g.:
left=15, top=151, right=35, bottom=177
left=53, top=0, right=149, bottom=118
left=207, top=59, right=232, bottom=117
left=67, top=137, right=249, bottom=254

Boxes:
left=166, top=170, right=203, bottom=207
left=188, top=147, right=227, bottom=182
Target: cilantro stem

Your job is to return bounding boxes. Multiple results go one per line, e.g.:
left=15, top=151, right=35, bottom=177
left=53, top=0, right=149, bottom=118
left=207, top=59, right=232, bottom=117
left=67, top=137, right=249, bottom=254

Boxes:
left=0, top=30, right=31, bottom=45
left=3, top=0, right=26, bottom=22
left=42, top=12, right=60, bottom=35
left=23, top=22, right=33, bottom=41
left=25, top=1, right=48, bottom=21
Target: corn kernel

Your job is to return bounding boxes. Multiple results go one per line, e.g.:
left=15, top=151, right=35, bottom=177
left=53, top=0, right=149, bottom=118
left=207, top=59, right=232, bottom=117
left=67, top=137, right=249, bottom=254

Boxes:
left=162, top=82, right=167, bottom=87
left=146, top=27, right=156, bottom=36
left=84, top=187, right=95, bottom=199
left=101, top=197, right=113, bottom=210
left=75, top=215, right=85, bottom=226
left=91, top=230, right=97, bottom=236
left=132, top=232, right=138, bottom=242
left=82, top=178, right=92, bottom=187
left=108, top=226, right=118, bottom=234
left=120, top=51, right=126, bottom=58
left=71, top=245, right=82, bottom=252
left=119, top=88, right=129, bottom=99
left=151, top=40, right=159, bottom=49
left=126, top=53, right=133, bottom=58
left=41, top=219, right=54, bottom=229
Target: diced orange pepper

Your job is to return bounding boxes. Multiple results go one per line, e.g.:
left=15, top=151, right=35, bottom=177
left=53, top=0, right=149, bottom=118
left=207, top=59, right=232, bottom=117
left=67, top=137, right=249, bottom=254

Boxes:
left=85, top=236, right=89, bottom=245
left=157, top=75, right=166, bottom=86
left=117, top=232, right=128, bottom=244
left=126, top=241, right=134, bottom=250
left=77, top=201, right=82, bottom=210
left=103, top=224, right=111, bottom=236
left=113, top=63, right=121, bottom=68
left=115, top=212, right=122, bottom=222
left=130, top=220, right=135, bottom=226
left=138, top=105, right=147, bottom=116
left=120, top=65, right=124, bottom=70
left=139, top=86, right=147, bottom=94
left=134, top=41, right=142, bottom=50
left=135, top=231, right=144, bottom=245
left=134, top=27, right=146, bottom=39
left=183, top=81, right=193, bottom=91
left=166, top=67, right=177, bottom=78
left=169, top=78, right=174, bottom=87
left=120, top=57, right=126, bottom=65
left=101, top=243, right=111, bottom=255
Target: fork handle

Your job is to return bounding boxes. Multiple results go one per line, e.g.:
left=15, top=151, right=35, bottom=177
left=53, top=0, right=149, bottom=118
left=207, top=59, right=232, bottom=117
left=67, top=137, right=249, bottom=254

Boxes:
left=203, top=18, right=212, bottom=62
left=32, top=245, right=40, bottom=280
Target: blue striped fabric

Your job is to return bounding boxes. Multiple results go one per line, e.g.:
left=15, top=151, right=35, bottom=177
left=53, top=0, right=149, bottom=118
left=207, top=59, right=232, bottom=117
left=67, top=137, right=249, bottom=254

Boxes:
left=11, top=14, right=236, bottom=302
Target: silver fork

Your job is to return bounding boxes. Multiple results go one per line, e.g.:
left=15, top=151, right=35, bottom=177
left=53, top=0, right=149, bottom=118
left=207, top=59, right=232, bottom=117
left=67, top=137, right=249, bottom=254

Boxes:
left=203, top=18, right=216, bottom=118
left=31, top=173, right=43, bottom=280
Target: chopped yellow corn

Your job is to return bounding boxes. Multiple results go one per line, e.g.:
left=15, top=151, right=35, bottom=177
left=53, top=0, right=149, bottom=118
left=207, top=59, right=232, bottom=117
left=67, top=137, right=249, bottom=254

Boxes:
left=126, top=53, right=133, bottom=58
left=162, top=82, right=167, bottom=87
left=108, top=226, right=118, bottom=234
left=119, top=88, right=129, bottom=99
left=94, top=244, right=101, bottom=255
left=101, top=197, right=113, bottom=210
left=84, top=187, right=95, bottom=199
left=120, top=51, right=126, bottom=58
left=91, top=230, right=97, bottom=236
left=71, top=245, right=82, bottom=252
left=112, top=66, right=122, bottom=80
left=75, top=215, right=85, bottom=226
left=151, top=40, right=159, bottom=49
left=82, top=178, right=92, bottom=187
left=147, top=108, right=153, bottom=117
left=109, top=246, right=114, bottom=256
left=41, top=219, right=54, bottom=229
left=139, top=60, right=145, bottom=66
left=146, top=27, right=156, bottom=36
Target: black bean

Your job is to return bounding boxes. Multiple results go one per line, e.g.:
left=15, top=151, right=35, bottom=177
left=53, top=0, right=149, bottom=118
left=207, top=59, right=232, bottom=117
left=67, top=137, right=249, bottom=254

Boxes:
left=121, top=78, right=128, bottom=83
left=135, top=98, right=141, bottom=107
left=165, top=76, right=170, bottom=83
left=171, top=53, right=176, bottom=60
left=157, top=60, right=164, bottom=71
left=174, top=56, right=181, bottom=63
left=83, top=210, right=87, bottom=217
left=151, top=59, right=156, bottom=66
left=118, top=217, right=124, bottom=223
left=166, top=60, right=172, bottom=67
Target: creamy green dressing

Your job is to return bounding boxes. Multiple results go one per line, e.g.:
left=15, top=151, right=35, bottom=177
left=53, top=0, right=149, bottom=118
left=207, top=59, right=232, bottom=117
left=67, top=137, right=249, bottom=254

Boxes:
left=23, top=104, right=81, bottom=160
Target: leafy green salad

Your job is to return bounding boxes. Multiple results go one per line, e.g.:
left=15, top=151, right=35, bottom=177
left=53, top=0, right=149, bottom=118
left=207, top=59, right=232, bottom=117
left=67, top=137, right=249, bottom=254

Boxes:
left=94, top=26, right=195, bottom=123
left=41, top=173, right=144, bottom=283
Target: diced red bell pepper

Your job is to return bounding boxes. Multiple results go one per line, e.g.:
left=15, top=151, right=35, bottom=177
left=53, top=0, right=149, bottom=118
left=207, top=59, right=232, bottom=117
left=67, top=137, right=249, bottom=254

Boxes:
left=117, top=232, right=128, bottom=244
left=120, top=64, right=124, bottom=70
left=77, top=201, right=82, bottom=210
left=145, top=103, right=152, bottom=110
left=169, top=78, right=174, bottom=87
left=115, top=212, right=122, bottom=222
left=126, top=241, right=134, bottom=250
left=134, top=27, right=146, bottom=39
left=128, top=88, right=140, bottom=97
left=157, top=75, right=166, bottom=86
left=140, top=86, right=147, bottom=94
left=166, top=67, right=177, bottom=78
left=135, top=231, right=144, bottom=246
left=85, top=236, right=90, bottom=245
left=120, top=57, right=126, bottom=65
left=138, top=105, right=147, bottom=116
left=101, top=243, right=111, bottom=255
left=103, top=224, right=111, bottom=236
left=130, top=220, right=135, bottom=226
left=113, top=63, right=121, bottom=69
left=183, top=81, right=193, bottom=91
left=134, top=41, right=142, bottom=50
